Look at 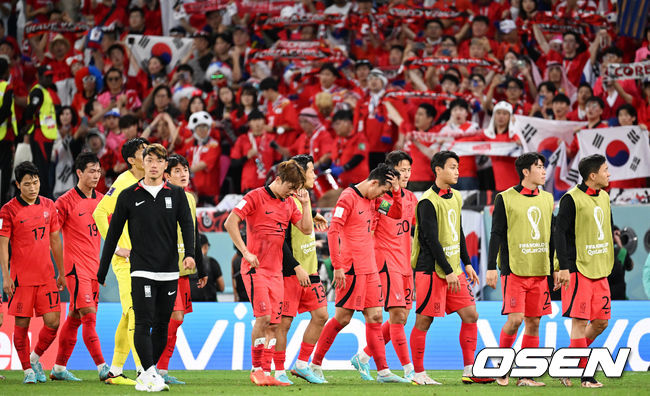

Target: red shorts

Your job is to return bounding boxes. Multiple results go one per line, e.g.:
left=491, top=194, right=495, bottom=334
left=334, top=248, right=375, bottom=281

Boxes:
left=173, top=276, right=193, bottom=314
left=562, top=272, right=611, bottom=320
left=379, top=270, right=413, bottom=311
left=335, top=271, right=383, bottom=311
left=8, top=280, right=61, bottom=317
left=66, top=275, right=99, bottom=311
left=282, top=275, right=327, bottom=317
left=501, top=274, right=551, bottom=317
left=243, top=272, right=283, bottom=324
left=415, top=272, right=475, bottom=317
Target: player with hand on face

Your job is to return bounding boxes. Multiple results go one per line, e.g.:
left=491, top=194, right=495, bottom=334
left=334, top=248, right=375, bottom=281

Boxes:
left=260, top=154, right=329, bottom=385
left=352, top=151, right=419, bottom=382
left=311, top=164, right=409, bottom=384
left=410, top=151, right=492, bottom=385
left=224, top=160, right=313, bottom=387
left=156, top=154, right=207, bottom=385
left=486, top=152, right=556, bottom=387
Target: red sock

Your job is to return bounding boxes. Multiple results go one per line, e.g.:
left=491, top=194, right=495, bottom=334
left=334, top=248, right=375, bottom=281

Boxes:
left=81, top=313, right=104, bottom=365
left=157, top=318, right=182, bottom=370
left=14, top=325, right=31, bottom=370
left=570, top=337, right=588, bottom=369
left=273, top=349, right=286, bottom=371
left=262, top=345, right=274, bottom=372
left=366, top=322, right=388, bottom=371
left=389, top=323, right=410, bottom=365
left=363, top=321, right=390, bottom=357
left=34, top=325, right=58, bottom=357
left=312, top=318, right=344, bottom=366
left=55, top=316, right=82, bottom=366
left=499, top=330, right=517, bottom=348
left=521, top=334, right=539, bottom=349
left=459, top=322, right=477, bottom=366
left=586, top=337, right=595, bottom=347
left=297, top=342, right=315, bottom=362
left=252, top=343, right=265, bottom=369
left=410, top=327, right=427, bottom=373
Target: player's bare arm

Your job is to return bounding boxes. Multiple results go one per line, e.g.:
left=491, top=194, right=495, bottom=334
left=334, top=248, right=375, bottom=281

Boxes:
left=50, top=232, right=66, bottom=291
left=224, top=212, right=259, bottom=268
left=0, top=236, right=13, bottom=298
left=293, top=189, right=314, bottom=235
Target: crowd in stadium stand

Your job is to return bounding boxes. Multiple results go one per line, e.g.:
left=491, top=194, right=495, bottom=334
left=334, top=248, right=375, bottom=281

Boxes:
left=0, top=0, right=649, bottom=206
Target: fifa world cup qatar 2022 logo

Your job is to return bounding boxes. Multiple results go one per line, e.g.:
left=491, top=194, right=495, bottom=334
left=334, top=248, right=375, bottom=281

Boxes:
left=527, top=206, right=541, bottom=240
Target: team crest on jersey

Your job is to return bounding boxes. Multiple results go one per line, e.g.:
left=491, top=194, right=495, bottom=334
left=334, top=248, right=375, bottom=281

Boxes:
left=84, top=294, right=92, bottom=303
left=165, top=197, right=172, bottom=209
left=44, top=211, right=50, bottom=224
left=107, top=187, right=116, bottom=196
left=358, top=142, right=366, bottom=151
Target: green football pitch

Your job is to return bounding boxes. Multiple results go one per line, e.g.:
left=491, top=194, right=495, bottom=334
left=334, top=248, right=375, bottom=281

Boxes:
left=1, top=370, right=648, bottom=395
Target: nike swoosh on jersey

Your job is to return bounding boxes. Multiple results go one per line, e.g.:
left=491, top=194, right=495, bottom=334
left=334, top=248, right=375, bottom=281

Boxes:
left=135, top=201, right=145, bottom=206
left=78, top=212, right=85, bottom=216
left=168, top=290, right=176, bottom=295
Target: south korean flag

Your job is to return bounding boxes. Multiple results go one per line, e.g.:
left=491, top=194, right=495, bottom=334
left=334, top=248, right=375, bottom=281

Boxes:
left=567, top=126, right=650, bottom=182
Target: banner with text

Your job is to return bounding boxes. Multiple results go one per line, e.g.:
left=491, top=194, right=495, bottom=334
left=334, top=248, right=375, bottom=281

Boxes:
left=1, top=302, right=648, bottom=371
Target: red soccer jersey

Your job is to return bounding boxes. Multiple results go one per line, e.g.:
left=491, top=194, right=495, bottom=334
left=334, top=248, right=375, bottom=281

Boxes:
left=230, top=132, right=276, bottom=192
left=328, top=186, right=402, bottom=275
left=55, top=186, right=103, bottom=279
left=332, top=131, right=369, bottom=187
left=0, top=196, right=60, bottom=286
left=232, top=186, right=302, bottom=276
left=373, top=189, right=416, bottom=275
left=289, top=125, right=334, bottom=163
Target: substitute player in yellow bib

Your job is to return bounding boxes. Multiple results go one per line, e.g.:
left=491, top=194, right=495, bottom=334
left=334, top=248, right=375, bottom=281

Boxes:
left=486, top=152, right=557, bottom=387
left=92, top=137, right=148, bottom=385
left=556, top=154, right=614, bottom=388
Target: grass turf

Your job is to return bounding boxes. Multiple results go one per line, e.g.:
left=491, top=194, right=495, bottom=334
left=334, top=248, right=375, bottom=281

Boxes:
left=0, top=370, right=647, bottom=395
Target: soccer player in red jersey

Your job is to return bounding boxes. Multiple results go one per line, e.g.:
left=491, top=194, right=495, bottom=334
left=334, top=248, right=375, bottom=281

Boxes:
left=354, top=151, right=419, bottom=382
left=311, top=164, right=410, bottom=383
left=0, top=161, right=65, bottom=384
left=224, top=160, right=313, bottom=386
left=410, top=151, right=493, bottom=385
left=51, top=153, right=110, bottom=382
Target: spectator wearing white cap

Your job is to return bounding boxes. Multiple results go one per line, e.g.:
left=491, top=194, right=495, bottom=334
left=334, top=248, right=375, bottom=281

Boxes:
left=185, top=111, right=221, bottom=205
left=480, top=101, right=520, bottom=191
left=355, top=68, right=394, bottom=169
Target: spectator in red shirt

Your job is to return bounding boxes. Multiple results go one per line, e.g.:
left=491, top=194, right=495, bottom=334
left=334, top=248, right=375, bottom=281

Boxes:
left=260, top=77, right=299, bottom=156
left=300, top=63, right=347, bottom=110
left=350, top=59, right=372, bottom=97
left=481, top=101, right=520, bottom=191
left=289, top=107, right=334, bottom=170
left=230, top=109, right=275, bottom=192
left=230, top=85, right=258, bottom=136
left=593, top=47, right=638, bottom=121
left=330, top=109, right=369, bottom=187
left=439, top=99, right=480, bottom=190
left=458, top=16, right=498, bottom=58
left=185, top=111, right=221, bottom=205
left=355, top=68, right=395, bottom=169
left=84, top=129, right=116, bottom=193
left=124, top=7, right=146, bottom=35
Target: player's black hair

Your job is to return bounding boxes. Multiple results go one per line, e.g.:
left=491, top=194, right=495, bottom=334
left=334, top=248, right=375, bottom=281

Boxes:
left=515, top=152, right=546, bottom=181
left=128, top=6, right=145, bottom=17
left=586, top=96, right=605, bottom=110
left=74, top=152, right=100, bottom=172
left=473, top=15, right=490, bottom=25
left=259, top=77, right=279, bottom=92
left=505, top=76, right=524, bottom=91
left=368, top=163, right=400, bottom=185
left=332, top=109, right=354, bottom=122
left=165, top=154, right=190, bottom=174
left=291, top=154, right=314, bottom=171
left=599, top=46, right=623, bottom=60
left=385, top=150, right=413, bottom=167
left=418, top=103, right=437, bottom=119
left=552, top=93, right=571, bottom=105
left=119, top=114, right=139, bottom=129
left=578, top=154, right=607, bottom=182
left=14, top=161, right=39, bottom=184
left=122, top=137, right=148, bottom=169
left=431, top=150, right=460, bottom=176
